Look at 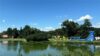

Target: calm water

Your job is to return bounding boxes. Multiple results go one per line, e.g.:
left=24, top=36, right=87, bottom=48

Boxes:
left=0, top=41, right=100, bottom=56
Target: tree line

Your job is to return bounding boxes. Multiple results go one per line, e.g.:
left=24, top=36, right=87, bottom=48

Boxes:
left=0, top=19, right=100, bottom=41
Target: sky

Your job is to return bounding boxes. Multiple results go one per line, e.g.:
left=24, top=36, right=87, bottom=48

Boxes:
left=0, top=0, right=100, bottom=32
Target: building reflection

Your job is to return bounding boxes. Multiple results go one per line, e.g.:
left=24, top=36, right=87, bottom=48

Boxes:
left=2, top=40, right=8, bottom=45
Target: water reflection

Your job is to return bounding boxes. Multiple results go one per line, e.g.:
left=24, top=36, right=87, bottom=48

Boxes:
left=2, top=41, right=8, bottom=45
left=0, top=41, right=100, bottom=56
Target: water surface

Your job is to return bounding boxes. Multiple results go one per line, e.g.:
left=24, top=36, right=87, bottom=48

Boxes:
left=0, top=41, right=100, bottom=56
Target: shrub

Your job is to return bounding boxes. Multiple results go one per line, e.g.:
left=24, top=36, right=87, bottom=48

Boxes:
left=49, top=35, right=68, bottom=42
left=26, top=33, right=51, bottom=41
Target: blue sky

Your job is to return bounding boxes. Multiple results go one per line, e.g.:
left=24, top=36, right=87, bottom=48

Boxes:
left=0, top=0, right=100, bottom=32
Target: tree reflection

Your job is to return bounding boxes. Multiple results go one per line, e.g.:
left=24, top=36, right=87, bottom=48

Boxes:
left=0, top=41, right=100, bottom=56
left=49, top=43, right=97, bottom=56
left=21, top=42, right=48, bottom=53
left=2, top=41, right=18, bottom=51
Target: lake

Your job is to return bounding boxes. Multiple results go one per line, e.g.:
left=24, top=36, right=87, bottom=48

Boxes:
left=0, top=41, right=100, bottom=56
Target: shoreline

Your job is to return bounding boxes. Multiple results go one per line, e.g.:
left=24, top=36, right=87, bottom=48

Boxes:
left=0, top=38, right=27, bottom=42
left=0, top=38, right=100, bottom=44
left=49, top=40, right=100, bottom=44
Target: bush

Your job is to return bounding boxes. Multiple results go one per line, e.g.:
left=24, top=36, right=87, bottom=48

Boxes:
left=26, top=33, right=51, bottom=41
left=49, top=35, right=68, bottom=42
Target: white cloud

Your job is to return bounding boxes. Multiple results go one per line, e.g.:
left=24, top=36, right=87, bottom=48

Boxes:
left=58, top=22, right=62, bottom=25
left=76, top=14, right=93, bottom=22
left=68, top=19, right=73, bottom=21
left=2, top=19, right=6, bottom=23
left=28, top=23, right=38, bottom=27
left=40, top=26, right=55, bottom=31
left=12, top=25, right=15, bottom=27
left=93, top=23, right=100, bottom=28
left=10, top=25, right=16, bottom=28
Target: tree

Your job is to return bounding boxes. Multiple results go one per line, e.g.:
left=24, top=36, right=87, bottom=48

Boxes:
left=6, top=28, right=13, bottom=37
left=27, top=32, right=51, bottom=41
left=22, top=25, right=32, bottom=37
left=79, top=19, right=92, bottom=38
left=54, top=28, right=64, bottom=36
left=61, top=20, right=79, bottom=37
left=82, top=19, right=92, bottom=28
left=93, top=28, right=100, bottom=36
left=12, top=28, right=19, bottom=38
left=18, top=25, right=41, bottom=38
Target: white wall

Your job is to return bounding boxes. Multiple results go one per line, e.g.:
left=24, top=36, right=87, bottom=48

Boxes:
left=95, top=37, right=100, bottom=40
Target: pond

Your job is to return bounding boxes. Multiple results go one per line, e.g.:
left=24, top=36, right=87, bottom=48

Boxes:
left=0, top=41, right=100, bottom=56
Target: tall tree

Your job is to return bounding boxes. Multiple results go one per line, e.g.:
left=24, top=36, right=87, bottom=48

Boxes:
left=12, top=28, right=19, bottom=38
left=22, top=25, right=32, bottom=37
left=6, top=28, right=13, bottom=37
left=79, top=19, right=92, bottom=38
left=80, top=19, right=92, bottom=31
left=19, top=25, right=41, bottom=38
left=61, top=20, right=79, bottom=37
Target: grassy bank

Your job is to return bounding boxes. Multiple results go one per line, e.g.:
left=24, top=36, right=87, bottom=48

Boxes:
left=48, top=36, right=100, bottom=44
left=0, top=38, right=100, bottom=45
left=0, top=38, right=27, bottom=42
left=66, top=40, right=100, bottom=44
left=49, top=40, right=100, bottom=45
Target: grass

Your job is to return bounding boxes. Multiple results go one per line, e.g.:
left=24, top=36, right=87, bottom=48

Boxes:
left=49, top=36, right=100, bottom=44
left=66, top=40, right=100, bottom=44
left=48, top=36, right=68, bottom=42
left=0, top=38, right=27, bottom=42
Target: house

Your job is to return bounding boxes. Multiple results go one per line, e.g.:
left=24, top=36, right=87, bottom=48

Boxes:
left=2, top=34, right=8, bottom=38
left=95, top=37, right=100, bottom=40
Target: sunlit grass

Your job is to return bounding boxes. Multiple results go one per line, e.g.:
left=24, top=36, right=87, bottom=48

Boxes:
left=0, top=38, right=27, bottom=42
left=48, top=36, right=68, bottom=42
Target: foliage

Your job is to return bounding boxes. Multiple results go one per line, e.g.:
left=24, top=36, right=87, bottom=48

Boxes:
left=6, top=28, right=13, bottom=37
left=61, top=20, right=79, bottom=37
left=49, top=35, right=68, bottom=42
left=27, top=32, right=51, bottom=41
left=12, top=28, right=19, bottom=38
left=78, top=19, right=92, bottom=38
left=18, top=25, right=41, bottom=38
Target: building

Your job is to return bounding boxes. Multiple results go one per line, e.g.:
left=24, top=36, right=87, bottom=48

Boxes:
left=95, top=37, right=100, bottom=40
left=2, top=34, right=8, bottom=38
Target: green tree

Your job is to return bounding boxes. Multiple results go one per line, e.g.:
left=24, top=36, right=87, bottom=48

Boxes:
left=79, top=19, right=92, bottom=38
left=27, top=32, right=51, bottom=41
left=93, top=28, right=100, bottom=36
left=21, top=25, right=32, bottom=38
left=54, top=28, right=64, bottom=36
left=61, top=20, right=79, bottom=37
left=18, top=25, right=41, bottom=38
left=12, top=28, right=19, bottom=38
left=82, top=19, right=92, bottom=28
left=6, top=28, right=13, bottom=37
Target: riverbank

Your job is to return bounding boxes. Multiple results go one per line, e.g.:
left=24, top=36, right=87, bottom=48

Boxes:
left=0, top=38, right=100, bottom=44
left=66, top=40, right=100, bottom=44
left=0, top=38, right=27, bottom=42
left=49, top=39, right=100, bottom=44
